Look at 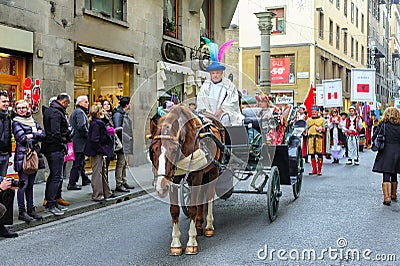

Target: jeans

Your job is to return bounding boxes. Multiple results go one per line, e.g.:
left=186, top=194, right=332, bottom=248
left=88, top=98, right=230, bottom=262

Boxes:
left=44, top=151, right=64, bottom=208
left=17, top=171, right=36, bottom=211
left=0, top=154, right=10, bottom=177
left=68, top=152, right=89, bottom=186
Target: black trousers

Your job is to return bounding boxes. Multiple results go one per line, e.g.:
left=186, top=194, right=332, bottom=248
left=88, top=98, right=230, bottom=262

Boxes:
left=0, top=189, right=15, bottom=226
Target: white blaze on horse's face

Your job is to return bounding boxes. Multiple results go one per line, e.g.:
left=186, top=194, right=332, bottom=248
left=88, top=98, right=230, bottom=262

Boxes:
left=156, top=146, right=170, bottom=198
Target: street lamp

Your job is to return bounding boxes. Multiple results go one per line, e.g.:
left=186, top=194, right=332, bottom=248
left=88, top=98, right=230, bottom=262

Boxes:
left=255, top=11, right=275, bottom=94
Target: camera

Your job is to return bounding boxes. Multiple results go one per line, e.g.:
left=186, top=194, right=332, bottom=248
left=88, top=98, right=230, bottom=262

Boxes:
left=0, top=176, right=25, bottom=189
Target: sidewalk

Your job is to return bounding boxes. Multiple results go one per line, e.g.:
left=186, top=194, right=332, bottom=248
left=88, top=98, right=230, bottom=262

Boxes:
left=9, top=163, right=154, bottom=232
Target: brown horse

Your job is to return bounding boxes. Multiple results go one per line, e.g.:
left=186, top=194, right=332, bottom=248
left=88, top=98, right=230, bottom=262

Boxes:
left=148, top=105, right=224, bottom=255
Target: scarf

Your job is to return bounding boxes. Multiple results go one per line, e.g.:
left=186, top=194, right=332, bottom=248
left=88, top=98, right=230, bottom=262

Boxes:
left=13, top=115, right=38, bottom=132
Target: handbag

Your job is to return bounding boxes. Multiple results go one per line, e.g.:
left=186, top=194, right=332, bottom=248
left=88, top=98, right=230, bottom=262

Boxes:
left=64, top=142, right=75, bottom=162
left=371, top=123, right=385, bottom=152
left=114, top=135, right=123, bottom=152
left=23, top=139, right=39, bottom=175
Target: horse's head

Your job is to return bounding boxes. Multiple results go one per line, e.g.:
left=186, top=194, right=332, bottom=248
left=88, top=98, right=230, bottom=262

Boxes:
left=149, top=105, right=199, bottom=198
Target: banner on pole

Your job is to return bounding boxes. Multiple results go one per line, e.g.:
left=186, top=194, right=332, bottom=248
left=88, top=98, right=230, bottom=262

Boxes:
left=316, top=84, right=324, bottom=106
left=322, top=79, right=343, bottom=107
left=351, top=68, right=376, bottom=102
left=395, top=98, right=400, bottom=110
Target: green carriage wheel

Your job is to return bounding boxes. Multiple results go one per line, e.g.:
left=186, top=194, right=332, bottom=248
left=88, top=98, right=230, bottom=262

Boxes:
left=179, top=179, right=190, bottom=218
left=292, top=147, right=303, bottom=199
left=267, top=166, right=280, bottom=222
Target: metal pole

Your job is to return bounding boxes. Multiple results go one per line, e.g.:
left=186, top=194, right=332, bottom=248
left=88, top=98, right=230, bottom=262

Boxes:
left=255, top=11, right=275, bottom=94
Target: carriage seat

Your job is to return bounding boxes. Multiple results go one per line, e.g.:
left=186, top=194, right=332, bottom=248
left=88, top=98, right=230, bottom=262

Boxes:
left=241, top=107, right=261, bottom=133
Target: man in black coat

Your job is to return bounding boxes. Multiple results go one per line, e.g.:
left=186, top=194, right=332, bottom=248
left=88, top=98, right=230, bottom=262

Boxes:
left=67, top=95, right=90, bottom=190
left=42, top=93, right=72, bottom=216
left=112, top=96, right=134, bottom=192
left=0, top=90, right=18, bottom=238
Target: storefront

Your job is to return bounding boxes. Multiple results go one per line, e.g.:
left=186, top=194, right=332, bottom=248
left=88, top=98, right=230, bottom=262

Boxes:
left=0, top=25, right=33, bottom=109
left=74, top=45, right=138, bottom=106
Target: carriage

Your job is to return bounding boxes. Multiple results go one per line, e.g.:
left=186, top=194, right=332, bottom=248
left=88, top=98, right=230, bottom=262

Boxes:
left=178, top=104, right=305, bottom=222
left=148, top=103, right=305, bottom=255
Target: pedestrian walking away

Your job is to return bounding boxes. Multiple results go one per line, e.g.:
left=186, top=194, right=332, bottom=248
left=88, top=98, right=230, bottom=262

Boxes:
left=372, top=107, right=400, bottom=206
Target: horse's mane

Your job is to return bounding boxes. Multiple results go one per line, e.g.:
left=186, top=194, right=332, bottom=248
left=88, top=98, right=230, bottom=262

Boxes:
left=156, top=105, right=201, bottom=156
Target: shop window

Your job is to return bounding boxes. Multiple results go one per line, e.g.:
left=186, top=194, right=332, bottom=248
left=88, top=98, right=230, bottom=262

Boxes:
left=200, top=0, right=213, bottom=39
left=267, top=7, right=285, bottom=34
left=85, top=0, right=124, bottom=20
left=164, top=0, right=180, bottom=39
left=92, top=64, right=125, bottom=106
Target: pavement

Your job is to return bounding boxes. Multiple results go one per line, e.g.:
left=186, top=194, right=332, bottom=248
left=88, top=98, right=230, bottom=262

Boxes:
left=9, top=163, right=154, bottom=232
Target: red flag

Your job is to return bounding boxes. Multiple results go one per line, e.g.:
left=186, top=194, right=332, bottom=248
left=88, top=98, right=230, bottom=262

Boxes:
left=304, top=84, right=315, bottom=115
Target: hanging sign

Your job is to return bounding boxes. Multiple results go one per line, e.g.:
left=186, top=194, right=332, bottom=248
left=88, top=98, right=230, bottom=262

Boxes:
left=23, top=77, right=32, bottom=111
left=315, top=84, right=324, bottom=106
left=31, top=79, right=41, bottom=114
left=322, top=79, right=343, bottom=107
left=351, top=68, right=376, bottom=102
left=270, top=58, right=290, bottom=83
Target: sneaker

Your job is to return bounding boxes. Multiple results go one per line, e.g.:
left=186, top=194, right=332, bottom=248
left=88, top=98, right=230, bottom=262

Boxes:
left=45, top=206, right=64, bottom=216
left=57, top=197, right=70, bottom=206
left=354, top=159, right=359, bottom=165
left=55, top=204, right=68, bottom=211
left=345, top=159, right=353, bottom=165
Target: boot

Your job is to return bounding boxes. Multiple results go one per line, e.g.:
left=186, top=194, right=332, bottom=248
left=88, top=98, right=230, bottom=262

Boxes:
left=391, top=181, right=398, bottom=201
left=57, top=197, right=70, bottom=206
left=309, top=159, right=317, bottom=175
left=18, top=210, right=33, bottom=222
left=28, top=207, right=42, bottom=220
left=317, top=158, right=323, bottom=175
left=382, top=182, right=392, bottom=206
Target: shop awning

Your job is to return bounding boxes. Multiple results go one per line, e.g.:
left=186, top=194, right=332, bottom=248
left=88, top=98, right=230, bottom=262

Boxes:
left=78, top=45, right=138, bottom=64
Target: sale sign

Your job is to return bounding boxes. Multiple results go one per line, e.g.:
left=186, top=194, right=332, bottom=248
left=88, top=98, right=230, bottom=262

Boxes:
left=351, top=68, right=376, bottom=102
left=270, top=58, right=290, bottom=83
left=322, top=79, right=343, bottom=107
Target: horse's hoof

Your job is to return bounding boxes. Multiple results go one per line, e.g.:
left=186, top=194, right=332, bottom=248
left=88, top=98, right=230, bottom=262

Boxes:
left=170, top=247, right=182, bottom=256
left=185, top=245, right=198, bottom=255
left=204, top=229, right=214, bottom=237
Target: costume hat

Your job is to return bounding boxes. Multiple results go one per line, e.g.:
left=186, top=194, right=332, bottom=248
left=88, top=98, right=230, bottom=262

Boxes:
left=202, top=37, right=234, bottom=72
left=311, top=105, right=319, bottom=111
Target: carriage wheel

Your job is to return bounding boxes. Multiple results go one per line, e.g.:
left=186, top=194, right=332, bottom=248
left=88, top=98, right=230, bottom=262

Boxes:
left=179, top=179, right=190, bottom=218
left=292, top=147, right=303, bottom=199
left=267, top=166, right=280, bottom=222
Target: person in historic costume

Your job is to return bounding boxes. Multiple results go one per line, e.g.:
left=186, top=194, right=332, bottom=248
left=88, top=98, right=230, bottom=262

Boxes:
left=196, top=38, right=243, bottom=126
left=296, top=104, right=309, bottom=163
left=256, top=94, right=284, bottom=144
left=328, top=108, right=345, bottom=163
left=307, top=105, right=325, bottom=175
left=322, top=108, right=331, bottom=160
left=367, top=112, right=379, bottom=149
left=343, top=105, right=363, bottom=165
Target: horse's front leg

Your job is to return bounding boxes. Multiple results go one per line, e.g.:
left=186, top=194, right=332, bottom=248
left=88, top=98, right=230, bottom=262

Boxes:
left=205, top=174, right=216, bottom=237
left=169, top=189, right=182, bottom=256
left=185, top=175, right=202, bottom=255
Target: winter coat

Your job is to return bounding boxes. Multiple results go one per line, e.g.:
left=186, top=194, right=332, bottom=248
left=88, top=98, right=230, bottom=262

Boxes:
left=69, top=105, right=89, bottom=153
left=372, top=122, right=400, bottom=174
left=0, top=111, right=12, bottom=156
left=84, top=117, right=113, bottom=159
left=113, top=106, right=133, bottom=154
left=12, top=117, right=46, bottom=172
left=41, top=100, right=71, bottom=154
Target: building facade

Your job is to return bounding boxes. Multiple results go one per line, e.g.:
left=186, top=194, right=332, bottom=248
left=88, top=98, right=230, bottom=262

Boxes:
left=238, top=0, right=370, bottom=108
left=0, top=0, right=237, bottom=169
